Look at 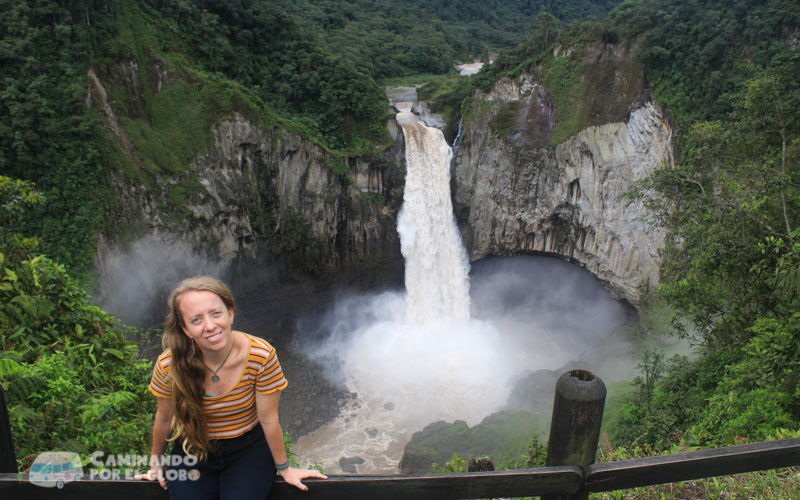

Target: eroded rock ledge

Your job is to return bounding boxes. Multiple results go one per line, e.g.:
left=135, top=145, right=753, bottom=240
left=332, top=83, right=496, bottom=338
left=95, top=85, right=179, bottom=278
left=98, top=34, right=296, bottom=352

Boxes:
left=453, top=71, right=672, bottom=306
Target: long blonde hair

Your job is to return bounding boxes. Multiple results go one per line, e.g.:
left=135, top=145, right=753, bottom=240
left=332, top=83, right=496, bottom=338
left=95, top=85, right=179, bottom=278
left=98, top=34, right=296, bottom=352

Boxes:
left=162, top=275, right=235, bottom=461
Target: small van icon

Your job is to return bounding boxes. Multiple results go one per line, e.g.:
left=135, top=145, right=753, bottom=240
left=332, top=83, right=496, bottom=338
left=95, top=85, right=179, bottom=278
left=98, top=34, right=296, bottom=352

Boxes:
left=30, top=451, right=83, bottom=488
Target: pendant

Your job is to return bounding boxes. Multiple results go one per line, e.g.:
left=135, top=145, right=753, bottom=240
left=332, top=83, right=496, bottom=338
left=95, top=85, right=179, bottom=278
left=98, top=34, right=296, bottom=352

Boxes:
left=211, top=375, right=220, bottom=383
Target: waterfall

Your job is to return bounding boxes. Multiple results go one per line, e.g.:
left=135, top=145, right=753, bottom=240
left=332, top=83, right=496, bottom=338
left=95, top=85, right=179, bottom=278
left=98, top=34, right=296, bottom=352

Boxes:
left=396, top=104, right=471, bottom=324
left=453, top=116, right=464, bottom=151
left=294, top=98, right=637, bottom=475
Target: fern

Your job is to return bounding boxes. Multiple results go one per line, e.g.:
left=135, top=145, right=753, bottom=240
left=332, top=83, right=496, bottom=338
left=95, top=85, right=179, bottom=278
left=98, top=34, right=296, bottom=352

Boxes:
left=0, top=355, right=25, bottom=378
left=78, top=391, right=138, bottom=424
left=7, top=404, right=38, bottom=426
left=6, top=376, right=46, bottom=401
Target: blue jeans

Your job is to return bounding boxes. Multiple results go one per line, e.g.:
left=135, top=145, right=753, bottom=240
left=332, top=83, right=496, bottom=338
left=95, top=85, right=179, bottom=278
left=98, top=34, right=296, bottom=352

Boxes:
left=167, top=425, right=276, bottom=500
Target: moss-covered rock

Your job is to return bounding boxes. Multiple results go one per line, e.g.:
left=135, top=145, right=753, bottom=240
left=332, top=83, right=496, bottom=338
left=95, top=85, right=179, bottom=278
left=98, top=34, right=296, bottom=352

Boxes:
left=399, top=410, right=549, bottom=473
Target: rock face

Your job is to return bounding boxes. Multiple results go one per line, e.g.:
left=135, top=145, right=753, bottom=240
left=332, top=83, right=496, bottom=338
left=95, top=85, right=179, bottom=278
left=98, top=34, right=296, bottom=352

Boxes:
left=97, top=110, right=405, bottom=279
left=453, top=65, right=672, bottom=306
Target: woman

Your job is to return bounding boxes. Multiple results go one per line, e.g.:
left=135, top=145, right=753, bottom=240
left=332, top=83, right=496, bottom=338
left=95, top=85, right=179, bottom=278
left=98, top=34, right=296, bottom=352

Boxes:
left=136, top=276, right=326, bottom=498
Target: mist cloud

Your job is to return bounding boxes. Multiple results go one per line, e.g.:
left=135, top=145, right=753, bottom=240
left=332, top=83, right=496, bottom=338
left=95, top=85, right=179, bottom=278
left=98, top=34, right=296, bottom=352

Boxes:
left=95, top=235, right=226, bottom=328
left=298, top=254, right=634, bottom=429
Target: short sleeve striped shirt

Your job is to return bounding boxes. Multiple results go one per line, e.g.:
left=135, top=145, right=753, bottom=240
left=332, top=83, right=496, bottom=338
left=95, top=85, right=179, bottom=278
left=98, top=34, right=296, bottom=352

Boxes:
left=148, top=333, right=288, bottom=439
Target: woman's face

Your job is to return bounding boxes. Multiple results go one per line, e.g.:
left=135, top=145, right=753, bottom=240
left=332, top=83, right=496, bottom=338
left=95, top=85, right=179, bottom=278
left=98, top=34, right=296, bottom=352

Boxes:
left=178, top=289, right=235, bottom=353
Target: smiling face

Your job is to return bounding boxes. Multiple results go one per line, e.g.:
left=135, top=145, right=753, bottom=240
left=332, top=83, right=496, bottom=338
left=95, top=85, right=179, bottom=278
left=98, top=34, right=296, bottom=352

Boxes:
left=178, top=289, right=235, bottom=353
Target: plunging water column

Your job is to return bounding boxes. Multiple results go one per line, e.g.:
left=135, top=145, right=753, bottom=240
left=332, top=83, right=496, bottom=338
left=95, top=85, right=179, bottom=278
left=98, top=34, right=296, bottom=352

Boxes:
left=293, top=103, right=515, bottom=474
left=395, top=102, right=471, bottom=324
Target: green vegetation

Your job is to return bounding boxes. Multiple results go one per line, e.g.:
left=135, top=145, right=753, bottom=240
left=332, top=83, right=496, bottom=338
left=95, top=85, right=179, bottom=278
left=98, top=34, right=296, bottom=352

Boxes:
left=612, top=49, right=800, bottom=453
left=0, top=1, right=114, bottom=275
left=418, top=16, right=644, bottom=146
left=143, top=0, right=390, bottom=150
left=592, top=429, right=800, bottom=499
left=285, top=0, right=621, bottom=82
left=0, top=176, right=154, bottom=468
left=405, top=410, right=552, bottom=473
left=609, top=0, right=800, bottom=131
left=488, top=101, right=522, bottom=141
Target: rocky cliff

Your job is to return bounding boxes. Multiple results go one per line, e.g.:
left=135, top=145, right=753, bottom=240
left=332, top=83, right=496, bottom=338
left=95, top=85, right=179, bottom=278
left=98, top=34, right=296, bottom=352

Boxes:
left=452, top=42, right=673, bottom=306
left=89, top=60, right=405, bottom=292
left=106, top=115, right=402, bottom=265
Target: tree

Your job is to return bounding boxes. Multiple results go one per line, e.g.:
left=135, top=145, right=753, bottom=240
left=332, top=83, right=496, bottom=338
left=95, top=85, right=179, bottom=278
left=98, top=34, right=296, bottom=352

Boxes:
left=537, top=11, right=559, bottom=47
left=738, top=73, right=800, bottom=241
left=615, top=52, right=800, bottom=448
left=0, top=176, right=41, bottom=237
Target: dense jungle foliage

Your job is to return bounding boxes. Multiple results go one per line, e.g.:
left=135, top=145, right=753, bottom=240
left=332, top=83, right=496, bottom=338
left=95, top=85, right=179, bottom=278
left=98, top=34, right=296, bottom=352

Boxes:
left=610, top=0, right=799, bottom=454
left=0, top=175, right=155, bottom=467
left=271, top=0, right=620, bottom=80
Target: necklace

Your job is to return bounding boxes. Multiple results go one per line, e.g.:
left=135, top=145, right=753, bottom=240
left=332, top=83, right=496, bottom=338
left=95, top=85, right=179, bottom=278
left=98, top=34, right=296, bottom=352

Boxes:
left=203, top=334, right=236, bottom=383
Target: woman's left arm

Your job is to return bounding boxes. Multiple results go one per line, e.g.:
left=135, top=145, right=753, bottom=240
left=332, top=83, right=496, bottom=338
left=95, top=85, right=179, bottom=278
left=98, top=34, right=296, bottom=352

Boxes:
left=255, top=391, right=327, bottom=491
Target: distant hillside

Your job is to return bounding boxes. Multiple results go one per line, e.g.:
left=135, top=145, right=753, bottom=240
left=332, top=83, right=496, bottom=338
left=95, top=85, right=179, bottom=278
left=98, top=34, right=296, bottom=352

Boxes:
left=279, top=0, right=622, bottom=79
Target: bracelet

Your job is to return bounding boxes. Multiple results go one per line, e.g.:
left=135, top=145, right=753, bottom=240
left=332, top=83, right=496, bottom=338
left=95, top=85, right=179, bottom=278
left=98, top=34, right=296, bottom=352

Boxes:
left=275, top=460, right=290, bottom=472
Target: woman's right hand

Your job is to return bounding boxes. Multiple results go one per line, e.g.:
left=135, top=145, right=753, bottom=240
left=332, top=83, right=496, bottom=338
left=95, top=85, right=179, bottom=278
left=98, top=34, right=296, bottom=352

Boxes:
left=279, top=467, right=328, bottom=491
left=134, top=466, right=167, bottom=490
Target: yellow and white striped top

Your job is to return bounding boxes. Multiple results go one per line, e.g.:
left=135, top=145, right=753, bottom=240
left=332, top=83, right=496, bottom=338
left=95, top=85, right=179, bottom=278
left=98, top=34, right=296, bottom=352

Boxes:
left=148, top=333, right=288, bottom=439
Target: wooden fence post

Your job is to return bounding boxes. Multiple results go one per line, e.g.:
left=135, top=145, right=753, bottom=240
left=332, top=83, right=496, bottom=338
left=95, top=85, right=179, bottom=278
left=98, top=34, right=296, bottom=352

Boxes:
left=0, top=385, right=17, bottom=473
left=543, top=369, right=606, bottom=500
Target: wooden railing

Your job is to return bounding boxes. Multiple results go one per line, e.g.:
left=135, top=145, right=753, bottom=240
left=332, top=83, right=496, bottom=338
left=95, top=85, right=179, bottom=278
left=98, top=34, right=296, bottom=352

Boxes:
left=2, top=371, right=799, bottom=499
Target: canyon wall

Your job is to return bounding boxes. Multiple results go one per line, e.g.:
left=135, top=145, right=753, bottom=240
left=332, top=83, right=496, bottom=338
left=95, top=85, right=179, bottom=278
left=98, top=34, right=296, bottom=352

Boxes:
left=452, top=42, right=673, bottom=306
left=89, top=61, right=405, bottom=286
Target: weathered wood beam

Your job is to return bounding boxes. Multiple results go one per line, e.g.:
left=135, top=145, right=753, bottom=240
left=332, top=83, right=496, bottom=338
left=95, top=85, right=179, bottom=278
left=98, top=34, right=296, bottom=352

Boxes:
left=585, top=437, right=800, bottom=492
left=3, top=438, right=800, bottom=499
left=0, top=467, right=584, bottom=500
left=0, top=473, right=169, bottom=499
left=543, top=369, right=606, bottom=500
left=269, top=467, right=584, bottom=500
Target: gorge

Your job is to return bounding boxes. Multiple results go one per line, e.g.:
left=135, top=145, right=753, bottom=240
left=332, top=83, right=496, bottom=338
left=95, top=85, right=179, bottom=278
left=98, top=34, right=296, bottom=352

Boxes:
left=95, top=41, right=672, bottom=318
left=90, top=37, right=675, bottom=474
left=288, top=94, right=640, bottom=474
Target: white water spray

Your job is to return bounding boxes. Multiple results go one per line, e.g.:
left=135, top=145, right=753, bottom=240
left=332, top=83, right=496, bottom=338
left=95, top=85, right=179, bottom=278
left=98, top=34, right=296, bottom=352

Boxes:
left=331, top=105, right=514, bottom=417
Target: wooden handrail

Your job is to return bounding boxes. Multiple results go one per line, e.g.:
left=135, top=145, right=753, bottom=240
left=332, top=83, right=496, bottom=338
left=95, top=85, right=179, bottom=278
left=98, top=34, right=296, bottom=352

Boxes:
left=0, top=467, right=584, bottom=500
left=269, top=467, right=584, bottom=500
left=585, top=437, right=800, bottom=492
